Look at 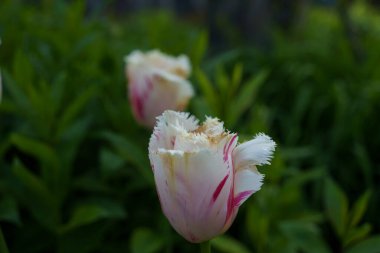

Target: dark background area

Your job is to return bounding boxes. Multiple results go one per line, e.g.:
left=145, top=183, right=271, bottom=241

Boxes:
left=0, top=0, right=380, bottom=252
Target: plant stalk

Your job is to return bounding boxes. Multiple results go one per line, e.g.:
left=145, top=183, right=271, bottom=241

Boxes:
left=200, top=240, right=211, bottom=253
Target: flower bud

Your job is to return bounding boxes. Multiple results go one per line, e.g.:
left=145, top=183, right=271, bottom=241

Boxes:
left=125, top=50, right=194, bottom=127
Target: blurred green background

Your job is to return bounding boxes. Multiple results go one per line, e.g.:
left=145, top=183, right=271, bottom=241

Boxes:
left=1, top=0, right=380, bottom=252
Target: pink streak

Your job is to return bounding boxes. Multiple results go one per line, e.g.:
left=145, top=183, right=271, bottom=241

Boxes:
left=233, top=190, right=254, bottom=207
left=170, top=136, right=176, bottom=147
left=224, top=183, right=235, bottom=225
left=223, top=135, right=237, bottom=162
left=129, top=76, right=155, bottom=122
left=212, top=174, right=229, bottom=202
left=130, top=84, right=145, bottom=121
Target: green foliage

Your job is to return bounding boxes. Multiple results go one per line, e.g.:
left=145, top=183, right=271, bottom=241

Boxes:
left=325, top=178, right=349, bottom=238
left=130, top=228, right=165, bottom=253
left=0, top=227, right=10, bottom=253
left=193, top=64, right=268, bottom=129
left=323, top=178, right=374, bottom=250
left=211, top=235, right=251, bottom=253
left=0, top=0, right=379, bottom=252
left=346, top=236, right=380, bottom=253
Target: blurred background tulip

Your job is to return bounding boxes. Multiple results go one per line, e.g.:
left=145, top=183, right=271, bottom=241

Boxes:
left=125, top=50, right=194, bottom=128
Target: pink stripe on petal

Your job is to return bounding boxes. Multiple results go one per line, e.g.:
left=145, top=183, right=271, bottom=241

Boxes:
left=188, top=232, right=197, bottom=243
left=224, top=181, right=235, bottom=224
left=170, top=136, right=176, bottom=147
left=224, top=190, right=253, bottom=225
left=143, top=77, right=154, bottom=99
left=223, top=135, right=237, bottom=162
left=233, top=190, right=254, bottom=207
left=227, top=135, right=237, bottom=153
left=223, top=140, right=227, bottom=156
left=212, top=174, right=229, bottom=202
left=131, top=88, right=145, bottom=120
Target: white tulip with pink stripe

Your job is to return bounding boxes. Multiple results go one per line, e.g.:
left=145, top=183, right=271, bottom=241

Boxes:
left=125, top=50, right=194, bottom=128
left=149, top=111, right=276, bottom=243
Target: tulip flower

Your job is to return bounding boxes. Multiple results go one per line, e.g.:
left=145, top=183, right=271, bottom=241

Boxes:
left=149, top=110, right=276, bottom=243
left=125, top=50, right=194, bottom=128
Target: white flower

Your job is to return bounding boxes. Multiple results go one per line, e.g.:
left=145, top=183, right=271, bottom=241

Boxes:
left=148, top=111, right=276, bottom=243
left=125, top=50, right=194, bottom=128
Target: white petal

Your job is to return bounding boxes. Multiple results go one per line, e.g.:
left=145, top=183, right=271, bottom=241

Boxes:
left=146, top=50, right=191, bottom=77
left=173, top=132, right=209, bottom=153
left=128, top=68, right=194, bottom=128
left=149, top=110, right=199, bottom=153
left=150, top=69, right=194, bottom=108
left=230, top=133, right=275, bottom=210
left=124, top=50, right=144, bottom=65
left=125, top=50, right=191, bottom=78
left=156, top=110, right=199, bottom=132
left=201, top=117, right=225, bottom=137
left=125, top=50, right=194, bottom=127
left=233, top=166, right=263, bottom=206
left=233, top=133, right=276, bottom=169
left=149, top=137, right=234, bottom=243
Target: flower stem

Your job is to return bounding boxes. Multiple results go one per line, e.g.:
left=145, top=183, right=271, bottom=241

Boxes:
left=200, top=241, right=211, bottom=253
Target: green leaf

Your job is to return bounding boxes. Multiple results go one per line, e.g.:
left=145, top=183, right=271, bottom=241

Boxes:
left=12, top=160, right=55, bottom=206
left=353, top=144, right=372, bottom=187
left=130, top=228, right=164, bottom=253
left=0, top=196, right=21, bottom=225
left=10, top=133, right=61, bottom=193
left=324, top=178, right=349, bottom=238
left=1, top=71, right=30, bottom=115
left=246, top=204, right=269, bottom=252
left=226, top=69, right=269, bottom=128
left=100, top=131, right=153, bottom=185
left=231, top=63, right=243, bottom=96
left=11, top=160, right=59, bottom=230
left=10, top=133, right=60, bottom=171
left=286, top=167, right=325, bottom=187
left=191, top=97, right=213, bottom=120
left=215, top=65, right=229, bottom=97
left=61, top=201, right=125, bottom=232
left=58, top=222, right=108, bottom=253
left=211, top=235, right=251, bottom=253
left=49, top=72, right=67, bottom=116
left=56, top=86, right=98, bottom=137
left=344, top=224, right=372, bottom=247
left=12, top=50, right=34, bottom=92
left=11, top=52, right=48, bottom=119
left=73, top=177, right=110, bottom=194
left=195, top=68, right=219, bottom=115
left=191, top=31, right=208, bottom=66
left=346, top=236, right=380, bottom=253
left=58, top=117, right=91, bottom=169
left=279, top=220, right=331, bottom=253
left=0, top=227, right=10, bottom=253
left=100, top=148, right=125, bottom=175
left=349, top=190, right=371, bottom=229
left=0, top=70, right=2, bottom=104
